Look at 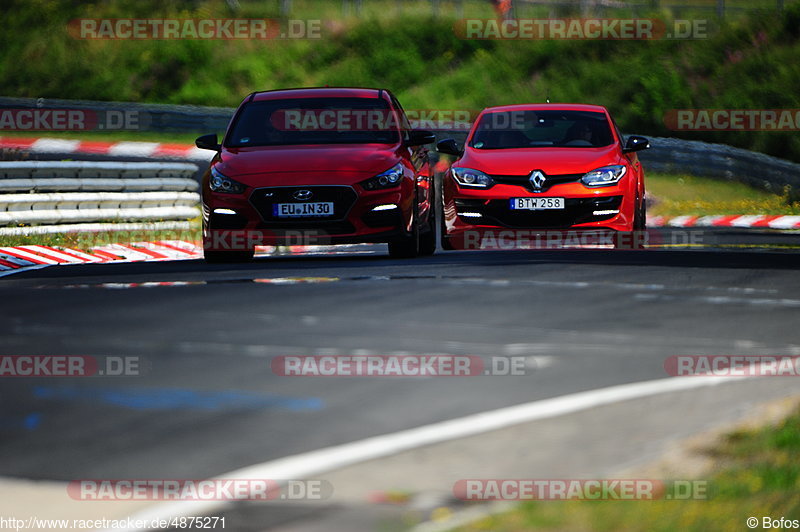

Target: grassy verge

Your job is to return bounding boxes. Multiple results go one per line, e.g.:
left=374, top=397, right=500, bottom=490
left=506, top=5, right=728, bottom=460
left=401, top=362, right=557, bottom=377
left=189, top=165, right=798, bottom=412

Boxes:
left=454, top=403, right=800, bottom=532
left=0, top=224, right=200, bottom=249
left=647, top=173, right=800, bottom=217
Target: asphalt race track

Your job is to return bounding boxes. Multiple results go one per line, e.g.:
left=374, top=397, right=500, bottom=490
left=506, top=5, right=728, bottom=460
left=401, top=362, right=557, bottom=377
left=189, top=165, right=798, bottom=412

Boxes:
left=2, top=233, right=800, bottom=530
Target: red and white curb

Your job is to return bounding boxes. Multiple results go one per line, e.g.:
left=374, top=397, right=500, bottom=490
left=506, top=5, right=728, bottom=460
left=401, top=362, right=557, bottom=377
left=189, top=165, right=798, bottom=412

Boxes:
left=648, top=215, right=800, bottom=229
left=0, top=241, right=378, bottom=277
left=0, top=240, right=203, bottom=277
left=0, top=136, right=210, bottom=161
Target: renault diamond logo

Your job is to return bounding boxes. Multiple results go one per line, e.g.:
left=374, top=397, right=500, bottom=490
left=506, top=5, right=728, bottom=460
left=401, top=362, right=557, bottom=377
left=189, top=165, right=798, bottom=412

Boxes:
left=529, top=171, right=547, bottom=191
left=292, top=189, right=313, bottom=201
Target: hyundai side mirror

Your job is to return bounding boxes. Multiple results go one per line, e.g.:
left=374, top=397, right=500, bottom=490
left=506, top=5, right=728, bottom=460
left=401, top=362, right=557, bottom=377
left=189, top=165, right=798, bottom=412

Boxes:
left=196, top=133, right=221, bottom=151
left=406, top=129, right=437, bottom=147
left=436, top=138, right=462, bottom=156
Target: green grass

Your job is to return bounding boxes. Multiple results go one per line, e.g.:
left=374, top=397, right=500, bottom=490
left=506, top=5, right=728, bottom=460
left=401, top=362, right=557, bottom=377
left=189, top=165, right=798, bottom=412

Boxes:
left=2, top=0, right=800, bottom=161
left=453, top=405, right=800, bottom=532
left=647, top=173, right=800, bottom=216
left=0, top=225, right=200, bottom=248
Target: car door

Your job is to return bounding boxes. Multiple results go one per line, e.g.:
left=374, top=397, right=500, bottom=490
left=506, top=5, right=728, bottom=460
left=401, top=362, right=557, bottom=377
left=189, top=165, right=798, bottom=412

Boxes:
left=392, top=95, right=433, bottom=227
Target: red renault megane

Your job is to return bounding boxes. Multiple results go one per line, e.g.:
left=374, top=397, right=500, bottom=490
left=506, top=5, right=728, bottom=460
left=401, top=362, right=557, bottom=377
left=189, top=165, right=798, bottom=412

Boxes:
left=436, top=104, right=650, bottom=249
left=196, top=87, right=437, bottom=262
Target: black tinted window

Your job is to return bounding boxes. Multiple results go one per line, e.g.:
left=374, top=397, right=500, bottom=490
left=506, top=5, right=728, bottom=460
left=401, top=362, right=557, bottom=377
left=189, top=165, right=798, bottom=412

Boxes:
left=470, top=110, right=614, bottom=149
left=226, top=97, right=400, bottom=147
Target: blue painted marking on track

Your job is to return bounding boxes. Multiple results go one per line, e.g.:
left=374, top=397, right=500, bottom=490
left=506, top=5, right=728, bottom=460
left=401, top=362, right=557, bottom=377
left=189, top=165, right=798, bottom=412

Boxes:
left=0, top=412, right=42, bottom=431
left=32, top=386, right=323, bottom=412
left=23, top=413, right=42, bottom=430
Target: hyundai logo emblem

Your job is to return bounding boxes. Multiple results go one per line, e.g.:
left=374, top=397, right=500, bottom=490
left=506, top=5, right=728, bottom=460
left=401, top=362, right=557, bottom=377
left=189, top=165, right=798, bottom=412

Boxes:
left=529, top=170, right=546, bottom=191
left=292, top=189, right=313, bottom=201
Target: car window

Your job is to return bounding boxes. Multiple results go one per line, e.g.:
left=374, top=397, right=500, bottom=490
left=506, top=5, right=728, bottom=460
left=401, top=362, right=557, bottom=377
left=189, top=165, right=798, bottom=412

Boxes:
left=390, top=95, right=413, bottom=139
left=226, top=97, right=400, bottom=147
left=610, top=116, right=624, bottom=144
left=470, top=110, right=614, bottom=149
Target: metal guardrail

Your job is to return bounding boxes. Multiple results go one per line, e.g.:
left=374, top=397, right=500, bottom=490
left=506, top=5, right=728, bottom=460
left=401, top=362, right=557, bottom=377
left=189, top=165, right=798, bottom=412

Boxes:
left=0, top=96, right=234, bottom=134
left=0, top=161, right=201, bottom=231
left=636, top=136, right=800, bottom=195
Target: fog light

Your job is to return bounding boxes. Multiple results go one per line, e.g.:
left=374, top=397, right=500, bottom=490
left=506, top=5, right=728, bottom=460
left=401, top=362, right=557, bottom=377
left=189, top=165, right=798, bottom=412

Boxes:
left=371, top=204, right=398, bottom=211
left=593, top=209, right=619, bottom=216
left=213, top=208, right=237, bottom=215
left=459, top=212, right=482, bottom=218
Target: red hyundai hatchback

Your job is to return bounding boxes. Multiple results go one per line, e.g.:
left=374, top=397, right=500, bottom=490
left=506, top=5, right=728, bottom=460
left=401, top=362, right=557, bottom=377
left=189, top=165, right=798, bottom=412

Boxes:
left=436, top=104, right=650, bottom=249
left=196, top=87, right=437, bottom=262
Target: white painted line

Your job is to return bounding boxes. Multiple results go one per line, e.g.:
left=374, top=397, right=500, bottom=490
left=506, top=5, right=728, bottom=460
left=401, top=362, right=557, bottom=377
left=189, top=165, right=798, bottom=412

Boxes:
left=157, top=240, right=202, bottom=253
left=186, top=147, right=214, bottom=160
left=112, top=372, right=751, bottom=532
left=730, top=215, right=766, bottom=227
left=768, top=216, right=800, bottom=229
left=108, top=142, right=160, bottom=158
left=667, top=215, right=696, bottom=227
left=19, top=246, right=84, bottom=264
left=634, top=293, right=800, bottom=308
left=58, top=248, right=107, bottom=263
left=94, top=244, right=152, bottom=261
left=694, top=215, right=724, bottom=227
left=31, top=138, right=81, bottom=153
left=0, top=247, right=59, bottom=264
left=130, top=242, right=194, bottom=260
